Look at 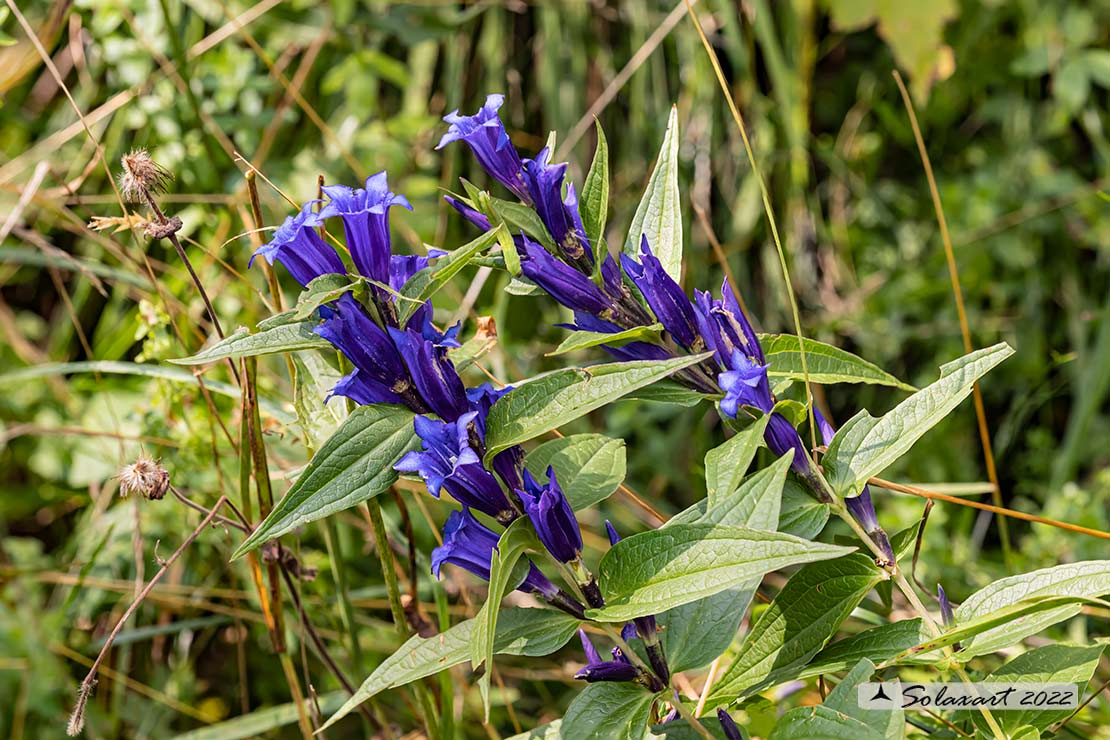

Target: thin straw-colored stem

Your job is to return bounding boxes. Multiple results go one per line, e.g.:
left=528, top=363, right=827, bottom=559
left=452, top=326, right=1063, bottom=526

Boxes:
left=891, top=70, right=1013, bottom=568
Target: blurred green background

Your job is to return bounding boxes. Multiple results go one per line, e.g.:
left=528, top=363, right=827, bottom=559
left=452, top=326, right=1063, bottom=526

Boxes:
left=1, top=0, right=1108, bottom=737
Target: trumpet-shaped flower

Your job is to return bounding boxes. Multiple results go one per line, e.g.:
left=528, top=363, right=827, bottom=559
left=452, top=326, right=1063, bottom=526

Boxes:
left=389, top=325, right=469, bottom=421
left=251, top=203, right=343, bottom=287
left=519, top=467, right=581, bottom=563
left=319, top=172, right=412, bottom=285
left=574, top=630, right=642, bottom=684
left=431, top=509, right=557, bottom=599
left=622, top=237, right=701, bottom=350
left=437, top=94, right=531, bottom=203
left=394, top=413, right=512, bottom=521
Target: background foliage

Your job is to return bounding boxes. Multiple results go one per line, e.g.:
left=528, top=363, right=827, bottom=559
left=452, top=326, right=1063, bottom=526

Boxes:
left=1, top=0, right=1107, bottom=737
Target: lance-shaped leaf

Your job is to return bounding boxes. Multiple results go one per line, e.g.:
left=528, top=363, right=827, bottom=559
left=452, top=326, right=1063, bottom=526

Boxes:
left=823, top=659, right=903, bottom=739
left=704, top=416, right=770, bottom=511
left=232, top=405, right=417, bottom=558
left=824, top=343, right=1014, bottom=498
left=170, top=322, right=329, bottom=365
left=798, top=619, right=925, bottom=680
left=484, top=353, right=711, bottom=460
left=953, top=560, right=1110, bottom=657
left=397, top=228, right=501, bottom=324
left=760, top=334, right=915, bottom=391
left=624, top=106, right=682, bottom=281
left=581, top=118, right=609, bottom=247
left=322, top=608, right=579, bottom=730
left=660, top=453, right=791, bottom=673
left=471, top=519, right=542, bottom=718
left=966, top=643, right=1105, bottom=736
left=560, top=683, right=659, bottom=740
left=547, top=324, right=663, bottom=357
left=768, top=706, right=884, bottom=740
left=524, top=434, right=626, bottom=510
left=707, top=554, right=884, bottom=707
left=588, top=524, right=854, bottom=622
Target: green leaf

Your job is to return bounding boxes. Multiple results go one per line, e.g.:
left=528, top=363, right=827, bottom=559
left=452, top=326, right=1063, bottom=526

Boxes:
left=581, top=118, right=610, bottom=247
left=547, top=324, right=663, bottom=356
left=707, top=554, right=884, bottom=706
left=0, top=361, right=291, bottom=422
left=768, top=705, right=884, bottom=740
left=590, top=524, right=855, bottom=622
left=472, top=518, right=542, bottom=719
left=292, top=351, right=348, bottom=447
left=484, top=354, right=712, bottom=461
left=968, top=644, right=1105, bottom=736
left=953, top=560, right=1110, bottom=657
left=825, top=0, right=957, bottom=103
left=524, top=434, right=626, bottom=510
left=176, top=691, right=347, bottom=740
left=560, top=683, right=658, bottom=740
left=760, top=334, right=915, bottom=391
left=798, top=619, right=925, bottom=680
left=895, top=596, right=1106, bottom=663
left=490, top=198, right=557, bottom=251
left=170, top=322, right=330, bottom=365
left=660, top=454, right=791, bottom=673
left=322, top=608, right=579, bottom=730
left=293, top=273, right=360, bottom=320
left=232, top=405, right=417, bottom=558
left=397, top=229, right=501, bottom=324
left=704, top=416, right=769, bottom=510
left=823, top=659, right=903, bottom=739
left=624, top=381, right=713, bottom=407
left=824, top=343, right=1014, bottom=498
left=777, top=478, right=830, bottom=540
left=623, top=105, right=682, bottom=281
left=506, top=722, right=562, bottom=740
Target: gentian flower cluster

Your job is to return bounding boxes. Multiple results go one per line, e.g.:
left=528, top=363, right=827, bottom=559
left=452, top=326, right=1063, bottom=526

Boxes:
left=255, top=166, right=671, bottom=692
left=439, top=94, right=894, bottom=564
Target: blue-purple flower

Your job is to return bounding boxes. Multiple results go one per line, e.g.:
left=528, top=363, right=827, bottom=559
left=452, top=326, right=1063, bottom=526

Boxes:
left=431, top=509, right=557, bottom=598
left=815, top=408, right=895, bottom=563
left=522, top=147, right=589, bottom=259
left=519, top=236, right=616, bottom=316
left=315, top=294, right=411, bottom=407
left=938, top=584, right=955, bottom=628
left=694, top=279, right=764, bottom=370
left=251, top=203, right=343, bottom=287
left=389, top=249, right=446, bottom=293
left=718, top=350, right=773, bottom=418
left=319, top=172, right=412, bottom=285
left=622, top=237, right=701, bottom=350
left=717, top=709, right=744, bottom=740
left=389, top=325, right=469, bottom=421
left=394, top=414, right=513, bottom=521
left=519, top=467, right=581, bottom=563
left=437, top=94, right=531, bottom=203
left=466, top=384, right=524, bottom=490
left=574, top=630, right=642, bottom=684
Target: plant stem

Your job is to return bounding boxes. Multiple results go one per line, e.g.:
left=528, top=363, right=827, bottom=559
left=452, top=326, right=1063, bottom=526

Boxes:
left=670, top=693, right=714, bottom=740
left=364, top=497, right=438, bottom=736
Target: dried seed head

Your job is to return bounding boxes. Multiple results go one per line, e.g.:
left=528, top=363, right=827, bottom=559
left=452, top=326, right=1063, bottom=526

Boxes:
left=117, top=456, right=169, bottom=500
left=118, top=149, right=172, bottom=203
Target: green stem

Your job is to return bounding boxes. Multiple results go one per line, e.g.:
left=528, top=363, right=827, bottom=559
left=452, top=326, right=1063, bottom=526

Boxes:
left=365, top=497, right=438, bottom=736
left=670, top=694, right=714, bottom=740
left=321, top=517, right=363, bottom=669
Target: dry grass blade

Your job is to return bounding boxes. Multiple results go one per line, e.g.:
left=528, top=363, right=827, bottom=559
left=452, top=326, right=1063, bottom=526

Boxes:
left=892, top=70, right=1013, bottom=568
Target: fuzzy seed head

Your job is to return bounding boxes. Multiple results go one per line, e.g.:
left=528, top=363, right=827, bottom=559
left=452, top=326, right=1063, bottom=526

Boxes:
left=118, top=149, right=172, bottom=203
left=117, top=456, right=169, bottom=500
